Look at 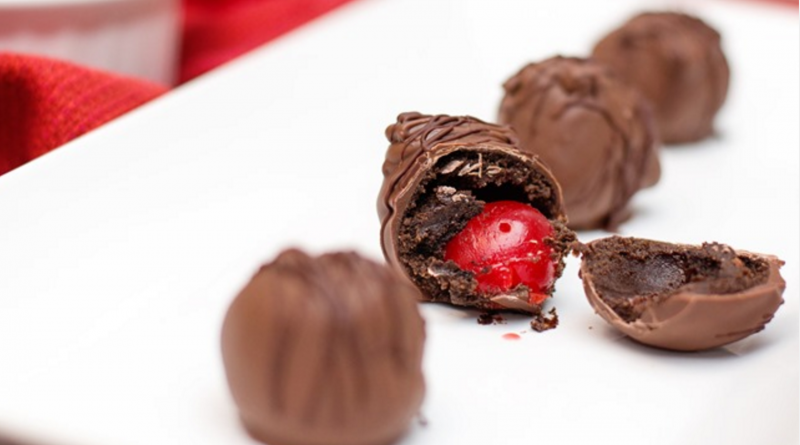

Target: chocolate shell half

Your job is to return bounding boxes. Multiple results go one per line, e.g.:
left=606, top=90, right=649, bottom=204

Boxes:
left=378, top=112, right=575, bottom=314
left=579, top=236, right=785, bottom=351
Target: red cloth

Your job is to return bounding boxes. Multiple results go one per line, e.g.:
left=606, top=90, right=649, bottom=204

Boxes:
left=0, top=53, right=167, bottom=177
left=0, top=0, right=354, bottom=177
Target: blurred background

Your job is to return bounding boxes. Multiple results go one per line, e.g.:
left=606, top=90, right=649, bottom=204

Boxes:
left=0, top=0, right=797, bottom=177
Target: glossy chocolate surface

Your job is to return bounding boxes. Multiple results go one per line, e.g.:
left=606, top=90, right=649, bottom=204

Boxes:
left=499, top=56, right=660, bottom=230
left=221, top=249, right=425, bottom=445
left=592, top=12, right=730, bottom=144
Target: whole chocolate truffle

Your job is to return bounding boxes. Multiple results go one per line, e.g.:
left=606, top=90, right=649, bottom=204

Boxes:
left=498, top=56, right=660, bottom=230
left=592, top=12, right=730, bottom=144
left=221, top=249, right=425, bottom=445
left=378, top=112, right=575, bottom=316
left=579, top=236, right=785, bottom=352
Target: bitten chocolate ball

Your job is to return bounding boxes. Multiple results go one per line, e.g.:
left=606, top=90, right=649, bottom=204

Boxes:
left=498, top=56, right=660, bottom=231
left=592, top=12, right=730, bottom=144
left=221, top=249, right=425, bottom=445
left=578, top=236, right=785, bottom=352
left=378, top=112, right=575, bottom=318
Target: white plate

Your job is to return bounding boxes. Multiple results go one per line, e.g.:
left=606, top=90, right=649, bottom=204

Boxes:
left=0, top=0, right=797, bottom=444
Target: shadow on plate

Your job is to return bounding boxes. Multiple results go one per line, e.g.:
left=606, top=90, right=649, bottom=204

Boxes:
left=591, top=321, right=775, bottom=359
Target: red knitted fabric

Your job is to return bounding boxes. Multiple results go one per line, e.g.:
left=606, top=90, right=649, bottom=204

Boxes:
left=0, top=53, right=167, bottom=176
left=0, top=0, right=354, bottom=177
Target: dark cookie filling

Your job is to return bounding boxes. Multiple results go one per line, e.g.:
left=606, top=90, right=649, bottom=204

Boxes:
left=397, top=150, right=574, bottom=310
left=581, top=237, right=770, bottom=322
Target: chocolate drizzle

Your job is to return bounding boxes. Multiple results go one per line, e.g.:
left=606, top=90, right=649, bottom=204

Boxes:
left=499, top=56, right=660, bottom=230
left=221, top=249, right=425, bottom=445
left=379, top=112, right=521, bottom=225
left=386, top=112, right=518, bottom=163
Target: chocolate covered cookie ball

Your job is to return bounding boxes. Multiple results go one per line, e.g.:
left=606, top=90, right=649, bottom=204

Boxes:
left=378, top=112, right=575, bottom=319
left=221, top=249, right=425, bottom=445
left=499, top=56, right=660, bottom=230
left=592, top=12, right=730, bottom=144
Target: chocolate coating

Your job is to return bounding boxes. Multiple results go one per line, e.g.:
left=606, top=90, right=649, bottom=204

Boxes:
left=378, top=112, right=575, bottom=314
left=221, top=249, right=425, bottom=445
left=579, top=237, right=785, bottom=352
left=498, top=56, right=660, bottom=230
left=592, top=12, right=730, bottom=144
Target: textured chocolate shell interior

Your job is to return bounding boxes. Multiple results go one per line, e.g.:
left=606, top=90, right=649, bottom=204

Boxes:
left=397, top=148, right=574, bottom=312
left=579, top=236, right=785, bottom=351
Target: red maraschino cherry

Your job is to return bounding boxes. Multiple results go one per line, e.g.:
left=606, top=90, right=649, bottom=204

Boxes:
left=444, top=201, right=556, bottom=305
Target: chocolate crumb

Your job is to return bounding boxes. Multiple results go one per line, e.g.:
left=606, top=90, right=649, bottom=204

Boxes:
left=477, top=312, right=506, bottom=325
left=530, top=308, right=559, bottom=332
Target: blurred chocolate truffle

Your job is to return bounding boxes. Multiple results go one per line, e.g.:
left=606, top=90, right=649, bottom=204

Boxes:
left=498, top=56, right=660, bottom=230
left=378, top=112, right=575, bottom=317
left=592, top=12, right=730, bottom=144
left=221, top=249, right=425, bottom=445
left=579, top=236, right=785, bottom=352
